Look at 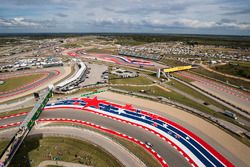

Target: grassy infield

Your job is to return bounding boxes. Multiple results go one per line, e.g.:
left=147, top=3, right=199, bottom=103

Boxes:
left=111, top=76, right=250, bottom=146
left=112, top=68, right=250, bottom=121
left=212, top=62, right=250, bottom=79
left=0, top=112, right=161, bottom=167
left=0, top=74, right=44, bottom=92
left=109, top=74, right=152, bottom=85
left=111, top=75, right=226, bottom=117
left=192, top=67, right=250, bottom=90
left=111, top=73, right=250, bottom=124
left=0, top=137, right=123, bottom=167
left=160, top=57, right=250, bottom=90
left=0, top=73, right=156, bottom=166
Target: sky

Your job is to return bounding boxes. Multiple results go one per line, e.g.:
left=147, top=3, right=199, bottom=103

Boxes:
left=0, top=0, right=250, bottom=35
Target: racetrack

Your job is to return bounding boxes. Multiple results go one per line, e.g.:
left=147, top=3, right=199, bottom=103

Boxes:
left=62, top=47, right=166, bottom=69
left=1, top=94, right=249, bottom=167
left=0, top=66, right=71, bottom=102
left=0, top=70, right=59, bottom=99
left=0, top=110, right=188, bottom=167
left=0, top=126, right=147, bottom=167
left=176, top=71, right=250, bottom=113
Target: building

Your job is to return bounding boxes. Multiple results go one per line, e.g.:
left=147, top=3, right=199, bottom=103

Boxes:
left=111, top=68, right=138, bottom=78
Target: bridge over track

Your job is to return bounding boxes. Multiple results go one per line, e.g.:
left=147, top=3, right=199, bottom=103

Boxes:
left=0, top=87, right=53, bottom=167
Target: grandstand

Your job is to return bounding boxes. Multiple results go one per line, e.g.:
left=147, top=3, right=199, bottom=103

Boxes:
left=54, top=61, right=87, bottom=92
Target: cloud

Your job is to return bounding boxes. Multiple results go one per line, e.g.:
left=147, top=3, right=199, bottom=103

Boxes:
left=103, top=3, right=187, bottom=15
left=223, top=8, right=250, bottom=15
left=91, top=17, right=250, bottom=30
left=0, top=17, right=58, bottom=30
left=56, top=13, right=68, bottom=17
left=1, top=0, right=76, bottom=6
left=0, top=17, right=40, bottom=27
left=0, top=0, right=250, bottom=34
left=0, top=18, right=13, bottom=26
left=174, top=19, right=216, bottom=28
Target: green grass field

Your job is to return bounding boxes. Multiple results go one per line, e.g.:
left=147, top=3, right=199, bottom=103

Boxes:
left=112, top=137, right=160, bottom=167
left=0, top=74, right=44, bottom=92
left=160, top=57, right=189, bottom=67
left=166, top=79, right=250, bottom=129
left=44, top=123, right=161, bottom=167
left=61, top=43, right=81, bottom=48
left=109, top=75, right=152, bottom=85
left=212, top=62, right=250, bottom=79
left=86, top=48, right=117, bottom=54
left=112, top=85, right=217, bottom=115
left=192, top=68, right=250, bottom=89
left=111, top=85, right=250, bottom=145
left=2, top=137, right=122, bottom=167
left=0, top=107, right=32, bottom=117
left=167, top=80, right=229, bottom=110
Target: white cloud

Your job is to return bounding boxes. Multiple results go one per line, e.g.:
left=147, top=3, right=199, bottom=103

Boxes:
left=176, top=19, right=216, bottom=28
left=0, top=18, right=13, bottom=26
left=91, top=17, right=250, bottom=31
left=175, top=18, right=250, bottom=30
left=12, top=17, right=40, bottom=26
left=0, top=0, right=250, bottom=34
left=0, top=17, right=40, bottom=27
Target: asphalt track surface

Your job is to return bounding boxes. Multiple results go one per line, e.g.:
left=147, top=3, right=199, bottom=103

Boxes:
left=62, top=47, right=166, bottom=69
left=41, top=101, right=236, bottom=167
left=0, top=70, right=60, bottom=99
left=1, top=92, right=249, bottom=166
left=0, top=97, right=238, bottom=167
left=0, top=126, right=147, bottom=167
left=176, top=71, right=250, bottom=112
left=177, top=71, right=250, bottom=102
left=86, top=53, right=155, bottom=66
left=0, top=110, right=189, bottom=167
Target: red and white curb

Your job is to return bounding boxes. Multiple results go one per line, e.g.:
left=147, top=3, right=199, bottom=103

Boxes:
left=44, top=106, right=198, bottom=167
left=177, top=72, right=250, bottom=102
left=0, top=118, right=168, bottom=167
left=0, top=112, right=28, bottom=121
left=1, top=99, right=234, bottom=167
left=44, top=102, right=234, bottom=167
left=0, top=72, right=49, bottom=94
left=0, top=122, right=22, bottom=129
left=0, top=70, right=60, bottom=99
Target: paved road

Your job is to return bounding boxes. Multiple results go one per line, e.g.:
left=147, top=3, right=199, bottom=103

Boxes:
left=0, top=109, right=191, bottom=167
left=1, top=92, right=249, bottom=166
left=96, top=93, right=250, bottom=167
left=0, top=96, right=35, bottom=113
left=176, top=71, right=250, bottom=113
left=1, top=93, right=249, bottom=166
left=142, top=73, right=250, bottom=130
left=172, top=76, right=247, bottom=115
left=37, top=160, right=91, bottom=167
left=0, top=126, right=146, bottom=167
left=0, top=70, right=58, bottom=99
left=0, top=66, right=71, bottom=103
left=172, top=77, right=250, bottom=127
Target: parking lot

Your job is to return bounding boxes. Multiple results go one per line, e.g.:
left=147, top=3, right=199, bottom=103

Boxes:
left=80, top=63, right=108, bottom=86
